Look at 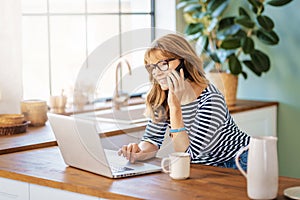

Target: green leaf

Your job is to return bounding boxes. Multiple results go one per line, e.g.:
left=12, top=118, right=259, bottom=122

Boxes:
left=207, top=18, right=219, bottom=32
left=203, top=36, right=209, bottom=51
left=257, top=15, right=274, bottom=31
left=209, top=53, right=221, bottom=63
left=193, top=12, right=206, bottom=19
left=186, top=32, right=201, bottom=41
left=241, top=71, right=248, bottom=79
left=233, top=30, right=247, bottom=38
left=242, top=37, right=255, bottom=54
left=220, top=38, right=241, bottom=49
left=243, top=60, right=262, bottom=76
left=267, top=0, right=293, bottom=7
left=218, top=17, right=235, bottom=31
left=211, top=0, right=230, bottom=18
left=217, top=25, right=241, bottom=40
left=183, top=4, right=202, bottom=13
left=207, top=0, right=230, bottom=13
left=184, top=23, right=204, bottom=35
left=256, top=29, right=279, bottom=45
left=195, top=36, right=208, bottom=55
left=247, top=0, right=260, bottom=8
left=247, top=0, right=263, bottom=9
left=250, top=50, right=270, bottom=72
left=248, top=0, right=264, bottom=14
left=177, top=0, right=199, bottom=9
left=235, top=16, right=255, bottom=28
left=228, top=54, right=242, bottom=75
left=239, top=7, right=250, bottom=19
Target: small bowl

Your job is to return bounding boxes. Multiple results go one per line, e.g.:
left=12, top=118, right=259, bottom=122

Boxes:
left=0, top=114, right=25, bottom=125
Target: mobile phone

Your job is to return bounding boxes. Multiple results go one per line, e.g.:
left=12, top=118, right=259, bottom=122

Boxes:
left=175, top=59, right=189, bottom=79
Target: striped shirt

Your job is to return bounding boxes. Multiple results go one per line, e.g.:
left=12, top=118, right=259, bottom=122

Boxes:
left=142, top=84, right=250, bottom=166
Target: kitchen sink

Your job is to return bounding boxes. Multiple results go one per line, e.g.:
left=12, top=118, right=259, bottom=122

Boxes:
left=74, top=104, right=148, bottom=124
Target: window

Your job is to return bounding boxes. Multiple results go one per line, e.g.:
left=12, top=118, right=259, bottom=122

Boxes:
left=22, top=0, right=155, bottom=103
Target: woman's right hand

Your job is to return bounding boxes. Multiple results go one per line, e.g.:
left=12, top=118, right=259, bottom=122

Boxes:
left=167, top=68, right=185, bottom=108
left=117, top=141, right=158, bottom=163
left=118, top=143, right=143, bottom=163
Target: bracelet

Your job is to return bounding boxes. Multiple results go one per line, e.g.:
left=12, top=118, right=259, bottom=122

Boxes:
left=169, top=127, right=186, bottom=133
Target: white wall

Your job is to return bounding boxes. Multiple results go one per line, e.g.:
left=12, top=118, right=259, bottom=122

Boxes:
left=155, top=0, right=176, bottom=31
left=0, top=0, right=23, bottom=113
left=154, top=0, right=177, bottom=37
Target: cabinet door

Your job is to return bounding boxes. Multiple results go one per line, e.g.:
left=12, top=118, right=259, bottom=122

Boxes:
left=30, top=184, right=100, bottom=200
left=0, top=177, right=29, bottom=200
left=232, top=106, right=277, bottom=137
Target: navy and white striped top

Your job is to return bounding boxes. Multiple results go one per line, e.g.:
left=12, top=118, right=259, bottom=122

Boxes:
left=142, top=84, right=250, bottom=166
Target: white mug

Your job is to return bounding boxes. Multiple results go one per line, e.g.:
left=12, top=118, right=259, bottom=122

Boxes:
left=235, top=136, right=278, bottom=199
left=161, top=152, right=190, bottom=180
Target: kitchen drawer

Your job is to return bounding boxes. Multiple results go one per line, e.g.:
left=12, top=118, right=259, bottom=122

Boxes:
left=232, top=105, right=277, bottom=137
left=0, top=177, right=29, bottom=200
left=30, top=184, right=101, bottom=200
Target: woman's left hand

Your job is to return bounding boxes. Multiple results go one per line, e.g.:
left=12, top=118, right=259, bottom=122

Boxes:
left=167, top=68, right=185, bottom=107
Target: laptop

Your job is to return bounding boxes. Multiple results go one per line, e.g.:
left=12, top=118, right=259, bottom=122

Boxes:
left=48, top=113, right=161, bottom=178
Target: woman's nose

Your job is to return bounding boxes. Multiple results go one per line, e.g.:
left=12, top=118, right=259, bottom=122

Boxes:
left=152, top=68, right=160, bottom=76
left=152, top=68, right=167, bottom=78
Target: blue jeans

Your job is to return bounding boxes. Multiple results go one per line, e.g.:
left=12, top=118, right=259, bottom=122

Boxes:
left=216, top=150, right=248, bottom=171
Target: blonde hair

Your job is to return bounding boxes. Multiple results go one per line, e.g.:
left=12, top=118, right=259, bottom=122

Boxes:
left=144, top=34, right=208, bottom=122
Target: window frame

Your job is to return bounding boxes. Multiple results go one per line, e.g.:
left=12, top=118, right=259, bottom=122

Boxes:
left=21, top=0, right=155, bottom=99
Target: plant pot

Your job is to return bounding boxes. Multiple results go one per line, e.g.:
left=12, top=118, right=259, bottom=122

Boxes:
left=206, top=72, right=238, bottom=106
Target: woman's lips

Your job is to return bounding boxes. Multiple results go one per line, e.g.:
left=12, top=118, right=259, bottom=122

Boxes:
left=158, top=78, right=167, bottom=85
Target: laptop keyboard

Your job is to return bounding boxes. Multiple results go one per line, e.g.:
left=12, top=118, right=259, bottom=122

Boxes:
left=110, top=165, right=134, bottom=173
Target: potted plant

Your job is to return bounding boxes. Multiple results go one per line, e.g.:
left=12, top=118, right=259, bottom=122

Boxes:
left=177, top=0, right=293, bottom=105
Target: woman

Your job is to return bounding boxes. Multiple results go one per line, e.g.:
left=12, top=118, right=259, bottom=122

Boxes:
left=118, top=34, right=250, bottom=170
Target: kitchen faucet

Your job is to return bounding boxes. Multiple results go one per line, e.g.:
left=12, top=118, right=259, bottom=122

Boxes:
left=113, top=58, right=132, bottom=109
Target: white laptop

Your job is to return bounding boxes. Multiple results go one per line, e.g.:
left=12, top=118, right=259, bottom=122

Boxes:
left=48, top=113, right=161, bottom=178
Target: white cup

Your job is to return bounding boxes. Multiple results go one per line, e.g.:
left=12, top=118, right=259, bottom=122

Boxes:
left=161, top=152, right=190, bottom=180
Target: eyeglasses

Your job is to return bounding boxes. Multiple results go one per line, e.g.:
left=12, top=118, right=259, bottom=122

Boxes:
left=145, top=58, right=176, bottom=73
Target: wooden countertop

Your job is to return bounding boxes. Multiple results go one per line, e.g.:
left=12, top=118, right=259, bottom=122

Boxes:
left=0, top=146, right=298, bottom=199
left=0, top=99, right=278, bottom=155
left=0, top=122, right=57, bottom=155
left=227, top=99, right=278, bottom=114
